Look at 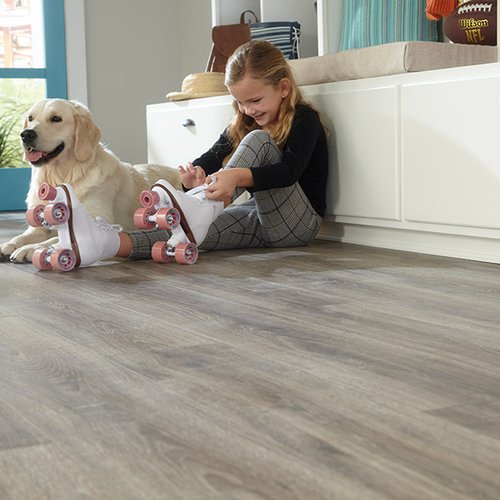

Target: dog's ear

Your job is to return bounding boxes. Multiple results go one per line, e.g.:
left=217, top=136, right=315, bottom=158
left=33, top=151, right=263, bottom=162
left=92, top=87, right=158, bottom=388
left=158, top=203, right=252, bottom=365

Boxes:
left=74, top=113, right=102, bottom=162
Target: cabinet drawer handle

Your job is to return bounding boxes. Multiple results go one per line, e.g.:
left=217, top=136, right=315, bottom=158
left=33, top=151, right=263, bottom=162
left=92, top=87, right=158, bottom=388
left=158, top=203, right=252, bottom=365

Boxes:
left=182, top=118, right=195, bottom=127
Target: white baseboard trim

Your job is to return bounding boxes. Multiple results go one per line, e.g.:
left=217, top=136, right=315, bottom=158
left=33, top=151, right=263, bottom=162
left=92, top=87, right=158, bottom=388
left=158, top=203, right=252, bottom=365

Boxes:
left=318, top=222, right=500, bottom=265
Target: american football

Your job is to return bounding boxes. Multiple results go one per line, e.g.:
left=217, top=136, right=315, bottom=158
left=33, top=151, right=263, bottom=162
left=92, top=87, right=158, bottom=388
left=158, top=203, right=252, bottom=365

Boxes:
left=444, top=1, right=497, bottom=45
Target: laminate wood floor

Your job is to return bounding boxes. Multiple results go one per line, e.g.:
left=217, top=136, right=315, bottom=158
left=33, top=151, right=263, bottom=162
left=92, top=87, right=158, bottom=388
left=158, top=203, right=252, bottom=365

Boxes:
left=1, top=212, right=500, bottom=499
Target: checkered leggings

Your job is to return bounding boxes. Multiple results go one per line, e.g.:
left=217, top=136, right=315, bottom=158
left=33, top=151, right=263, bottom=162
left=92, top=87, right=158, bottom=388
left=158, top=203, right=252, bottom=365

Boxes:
left=129, top=130, right=322, bottom=259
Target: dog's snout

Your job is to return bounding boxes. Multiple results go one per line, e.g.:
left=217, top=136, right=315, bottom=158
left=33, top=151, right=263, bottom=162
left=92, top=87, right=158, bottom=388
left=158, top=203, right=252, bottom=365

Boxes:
left=21, top=129, right=37, bottom=144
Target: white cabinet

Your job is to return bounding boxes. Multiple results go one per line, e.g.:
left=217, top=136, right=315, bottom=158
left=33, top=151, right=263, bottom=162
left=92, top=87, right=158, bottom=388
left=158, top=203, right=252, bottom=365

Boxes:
left=402, top=75, right=500, bottom=230
left=311, top=63, right=500, bottom=263
left=306, top=84, right=400, bottom=221
left=146, top=95, right=234, bottom=167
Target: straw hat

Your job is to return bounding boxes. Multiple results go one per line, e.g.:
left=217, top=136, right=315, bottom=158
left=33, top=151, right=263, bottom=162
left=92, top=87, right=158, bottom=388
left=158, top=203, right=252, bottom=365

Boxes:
left=166, top=72, right=229, bottom=101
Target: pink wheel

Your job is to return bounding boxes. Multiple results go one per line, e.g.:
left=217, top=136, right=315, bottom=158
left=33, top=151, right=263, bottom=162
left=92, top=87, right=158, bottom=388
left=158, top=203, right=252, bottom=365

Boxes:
left=26, top=204, right=46, bottom=227
left=151, top=241, right=174, bottom=263
left=134, top=207, right=156, bottom=229
left=156, top=207, right=180, bottom=230
left=44, top=202, right=69, bottom=225
left=32, top=248, right=52, bottom=270
left=38, top=182, right=57, bottom=201
left=175, top=242, right=198, bottom=265
left=50, top=248, right=77, bottom=271
left=139, top=189, right=160, bottom=208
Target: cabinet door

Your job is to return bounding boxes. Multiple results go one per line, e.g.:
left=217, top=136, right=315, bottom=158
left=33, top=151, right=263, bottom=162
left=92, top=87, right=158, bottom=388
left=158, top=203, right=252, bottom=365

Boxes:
left=306, top=84, right=400, bottom=220
left=402, top=76, right=500, bottom=230
left=147, top=98, right=235, bottom=167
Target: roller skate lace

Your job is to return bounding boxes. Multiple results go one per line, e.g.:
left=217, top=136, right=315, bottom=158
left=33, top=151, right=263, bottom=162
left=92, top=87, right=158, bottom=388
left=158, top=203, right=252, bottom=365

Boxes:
left=95, top=216, right=122, bottom=232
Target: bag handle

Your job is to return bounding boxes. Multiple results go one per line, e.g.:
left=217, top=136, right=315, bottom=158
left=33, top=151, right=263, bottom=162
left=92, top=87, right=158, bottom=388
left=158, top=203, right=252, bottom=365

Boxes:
left=240, top=10, right=259, bottom=24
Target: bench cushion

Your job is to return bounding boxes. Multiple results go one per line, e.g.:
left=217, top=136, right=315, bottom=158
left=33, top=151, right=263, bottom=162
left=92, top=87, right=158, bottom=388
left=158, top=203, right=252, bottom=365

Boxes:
left=289, top=42, right=497, bottom=86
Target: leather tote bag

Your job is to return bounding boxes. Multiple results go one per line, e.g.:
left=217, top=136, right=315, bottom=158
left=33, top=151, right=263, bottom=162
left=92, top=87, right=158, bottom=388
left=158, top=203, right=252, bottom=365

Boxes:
left=206, top=11, right=258, bottom=72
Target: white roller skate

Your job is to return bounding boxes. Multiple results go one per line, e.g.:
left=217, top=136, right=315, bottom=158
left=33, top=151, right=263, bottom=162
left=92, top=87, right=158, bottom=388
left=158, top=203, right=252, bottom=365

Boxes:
left=134, top=178, right=223, bottom=264
left=27, top=182, right=121, bottom=271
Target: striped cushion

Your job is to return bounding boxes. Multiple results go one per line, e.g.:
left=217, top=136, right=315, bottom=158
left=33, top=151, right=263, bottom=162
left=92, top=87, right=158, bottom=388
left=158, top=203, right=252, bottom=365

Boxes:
left=250, top=21, right=301, bottom=59
left=339, top=0, right=439, bottom=51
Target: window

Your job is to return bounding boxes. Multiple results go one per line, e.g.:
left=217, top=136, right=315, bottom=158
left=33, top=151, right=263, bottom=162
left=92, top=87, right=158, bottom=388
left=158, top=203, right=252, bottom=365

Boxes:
left=0, top=0, right=66, bottom=209
left=0, top=0, right=67, bottom=167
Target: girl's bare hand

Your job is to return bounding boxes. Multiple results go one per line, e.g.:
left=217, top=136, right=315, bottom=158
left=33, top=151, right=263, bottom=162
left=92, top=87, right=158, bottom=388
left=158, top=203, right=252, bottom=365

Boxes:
left=178, top=163, right=206, bottom=189
left=205, top=171, right=236, bottom=202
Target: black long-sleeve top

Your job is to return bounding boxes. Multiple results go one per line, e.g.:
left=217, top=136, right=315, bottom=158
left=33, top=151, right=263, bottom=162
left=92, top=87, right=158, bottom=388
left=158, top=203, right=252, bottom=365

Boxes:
left=192, top=104, right=328, bottom=217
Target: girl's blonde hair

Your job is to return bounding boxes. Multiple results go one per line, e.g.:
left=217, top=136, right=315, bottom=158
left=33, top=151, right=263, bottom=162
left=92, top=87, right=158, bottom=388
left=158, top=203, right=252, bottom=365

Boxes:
left=224, top=40, right=305, bottom=152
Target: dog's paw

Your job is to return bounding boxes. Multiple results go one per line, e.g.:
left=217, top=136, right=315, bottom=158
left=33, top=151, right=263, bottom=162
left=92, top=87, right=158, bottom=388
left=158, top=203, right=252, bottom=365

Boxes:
left=9, top=244, right=39, bottom=263
left=0, top=242, right=17, bottom=259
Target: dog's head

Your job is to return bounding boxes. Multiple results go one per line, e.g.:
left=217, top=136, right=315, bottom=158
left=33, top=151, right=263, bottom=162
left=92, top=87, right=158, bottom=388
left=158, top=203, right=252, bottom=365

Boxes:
left=20, top=99, right=102, bottom=167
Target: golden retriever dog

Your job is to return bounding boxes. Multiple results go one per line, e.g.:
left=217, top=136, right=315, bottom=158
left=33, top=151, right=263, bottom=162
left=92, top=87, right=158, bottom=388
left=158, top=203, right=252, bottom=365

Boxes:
left=0, top=98, right=181, bottom=263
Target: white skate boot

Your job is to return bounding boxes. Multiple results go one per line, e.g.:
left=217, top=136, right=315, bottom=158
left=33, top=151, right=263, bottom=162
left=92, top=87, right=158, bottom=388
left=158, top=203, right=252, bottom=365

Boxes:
left=27, top=182, right=121, bottom=271
left=134, top=178, right=223, bottom=264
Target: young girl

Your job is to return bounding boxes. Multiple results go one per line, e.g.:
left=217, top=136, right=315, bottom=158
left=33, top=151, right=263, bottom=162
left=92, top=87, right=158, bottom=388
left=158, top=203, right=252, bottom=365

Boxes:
left=31, top=40, right=329, bottom=270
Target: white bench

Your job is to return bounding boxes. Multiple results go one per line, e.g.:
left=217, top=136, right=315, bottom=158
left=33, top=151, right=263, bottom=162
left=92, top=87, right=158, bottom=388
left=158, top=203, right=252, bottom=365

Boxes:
left=289, top=42, right=500, bottom=264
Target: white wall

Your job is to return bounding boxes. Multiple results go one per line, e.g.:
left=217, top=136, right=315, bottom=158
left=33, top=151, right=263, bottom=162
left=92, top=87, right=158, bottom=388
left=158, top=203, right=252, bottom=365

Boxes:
left=67, top=0, right=323, bottom=164
left=214, top=0, right=260, bottom=25
left=179, top=0, right=213, bottom=78
left=78, top=0, right=211, bottom=165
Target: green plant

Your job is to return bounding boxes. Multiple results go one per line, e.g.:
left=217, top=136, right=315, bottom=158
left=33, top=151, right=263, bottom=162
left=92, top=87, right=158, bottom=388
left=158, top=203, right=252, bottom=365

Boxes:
left=0, top=79, right=45, bottom=168
left=0, top=97, right=29, bottom=168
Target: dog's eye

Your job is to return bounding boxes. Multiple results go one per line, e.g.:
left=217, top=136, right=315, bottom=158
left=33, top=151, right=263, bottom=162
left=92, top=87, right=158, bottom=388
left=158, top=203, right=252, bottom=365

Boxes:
left=51, top=115, right=62, bottom=123
left=28, top=115, right=33, bottom=122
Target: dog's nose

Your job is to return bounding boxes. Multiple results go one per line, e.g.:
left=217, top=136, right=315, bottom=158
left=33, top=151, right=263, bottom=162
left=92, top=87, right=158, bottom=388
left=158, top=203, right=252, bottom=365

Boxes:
left=21, top=129, right=37, bottom=144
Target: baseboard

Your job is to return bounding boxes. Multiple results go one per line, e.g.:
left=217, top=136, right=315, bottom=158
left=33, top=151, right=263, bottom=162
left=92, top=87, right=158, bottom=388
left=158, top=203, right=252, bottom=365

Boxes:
left=318, top=222, right=500, bottom=265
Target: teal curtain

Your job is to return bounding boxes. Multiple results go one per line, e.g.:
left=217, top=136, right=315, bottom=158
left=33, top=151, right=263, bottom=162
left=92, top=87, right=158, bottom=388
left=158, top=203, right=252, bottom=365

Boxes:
left=339, top=0, right=439, bottom=51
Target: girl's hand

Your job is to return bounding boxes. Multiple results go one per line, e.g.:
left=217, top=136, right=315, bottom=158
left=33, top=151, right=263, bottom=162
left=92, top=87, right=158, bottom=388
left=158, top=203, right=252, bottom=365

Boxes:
left=205, top=170, right=236, bottom=202
left=178, top=163, right=206, bottom=189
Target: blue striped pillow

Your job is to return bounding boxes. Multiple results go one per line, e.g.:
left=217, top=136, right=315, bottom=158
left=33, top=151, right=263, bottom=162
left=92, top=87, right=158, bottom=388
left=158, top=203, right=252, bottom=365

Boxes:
left=250, top=21, right=301, bottom=59
left=339, top=0, right=439, bottom=51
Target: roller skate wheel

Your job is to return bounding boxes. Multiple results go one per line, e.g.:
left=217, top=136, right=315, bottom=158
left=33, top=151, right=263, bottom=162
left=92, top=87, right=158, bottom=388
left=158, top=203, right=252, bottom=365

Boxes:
left=156, top=207, right=180, bottom=230
left=134, top=207, right=156, bottom=229
left=32, top=247, right=53, bottom=271
left=140, top=190, right=160, bottom=208
left=175, top=242, right=198, bottom=265
left=50, top=248, right=77, bottom=271
left=44, top=202, right=69, bottom=225
left=38, top=182, right=57, bottom=201
left=26, top=204, right=46, bottom=227
left=151, top=241, right=174, bottom=263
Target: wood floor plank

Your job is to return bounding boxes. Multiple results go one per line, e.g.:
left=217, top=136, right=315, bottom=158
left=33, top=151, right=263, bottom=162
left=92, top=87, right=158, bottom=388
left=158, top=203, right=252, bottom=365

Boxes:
left=2, top=213, right=500, bottom=499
